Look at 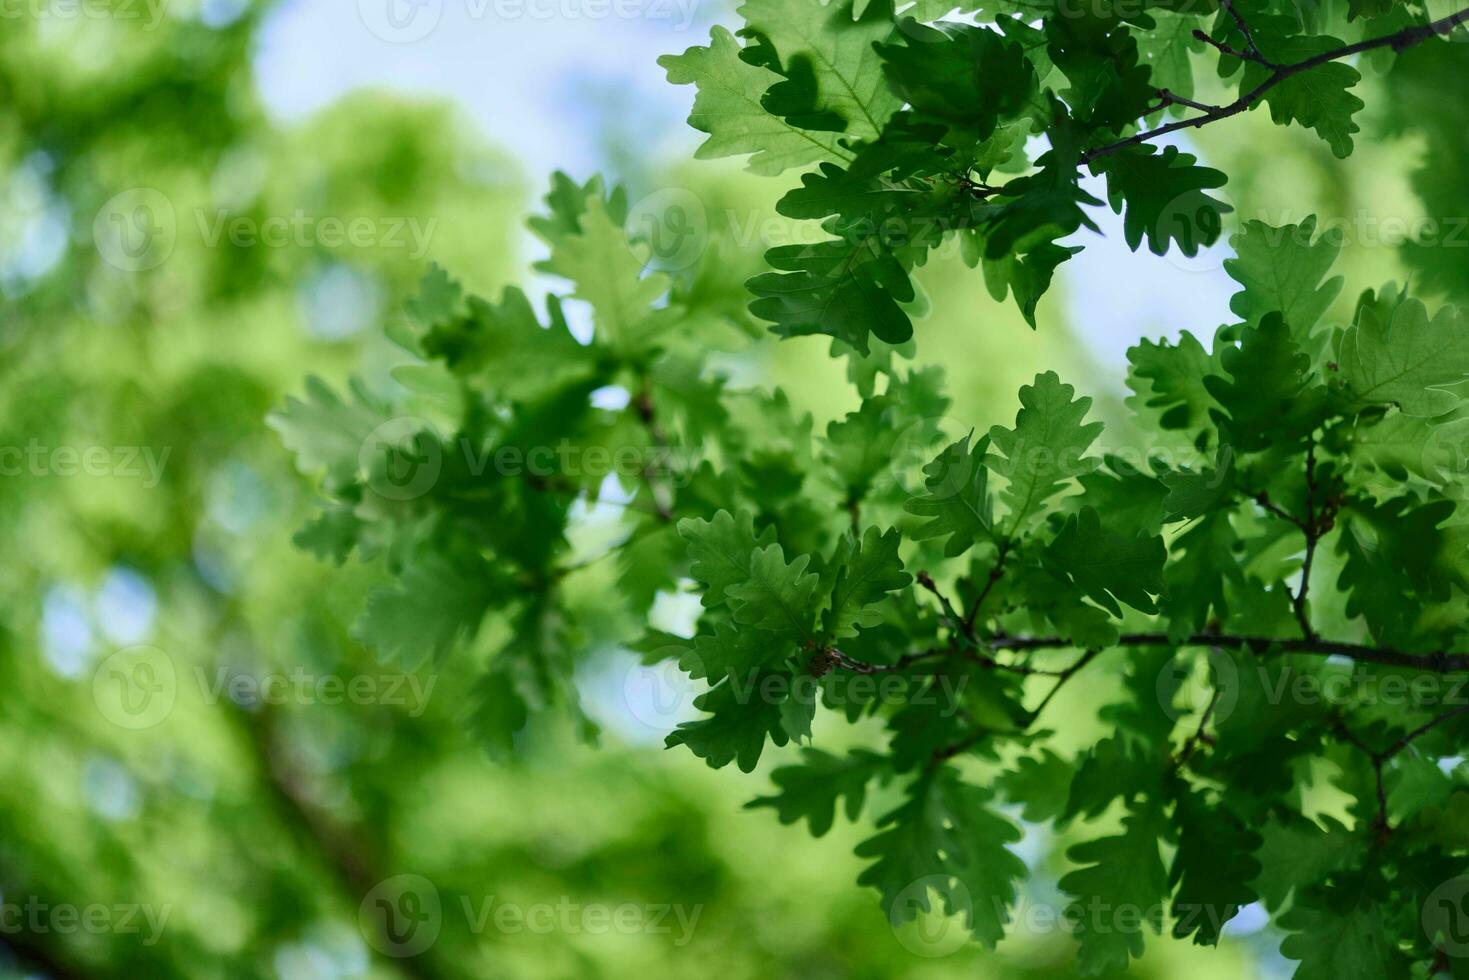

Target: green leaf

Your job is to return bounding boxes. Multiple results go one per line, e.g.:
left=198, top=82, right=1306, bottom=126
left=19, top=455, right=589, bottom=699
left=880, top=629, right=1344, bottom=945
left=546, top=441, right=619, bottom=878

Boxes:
left=269, top=375, right=389, bottom=490
left=659, top=26, right=851, bottom=175
left=1161, top=452, right=1236, bottom=521
left=747, top=237, right=916, bottom=356
left=1059, top=804, right=1169, bottom=975
left=728, top=543, right=822, bottom=637
left=904, top=434, right=994, bottom=557
left=988, top=372, right=1103, bottom=535
left=666, top=670, right=799, bottom=773
left=747, top=748, right=887, bottom=835
left=466, top=667, right=529, bottom=761
left=1339, top=295, right=1469, bottom=417
left=1277, top=877, right=1403, bottom=980
left=1250, top=812, right=1355, bottom=912
left=538, top=195, right=674, bottom=357
left=1044, top=506, right=1166, bottom=615
left=822, top=395, right=902, bottom=498
left=824, top=526, right=912, bottom=639
left=1091, top=144, right=1230, bottom=256
left=1205, top=313, right=1319, bottom=452
left=1169, top=791, right=1262, bottom=945
left=1126, top=330, right=1222, bottom=436
left=878, top=20, right=1038, bottom=151
left=738, top=0, right=901, bottom=143
left=1335, top=496, right=1458, bottom=644
left=996, top=749, right=1074, bottom=822
left=352, top=555, right=497, bottom=669
left=1225, top=216, right=1343, bottom=344
left=856, top=769, right=1027, bottom=949
left=679, top=510, right=775, bottom=607
left=1243, top=35, right=1364, bottom=157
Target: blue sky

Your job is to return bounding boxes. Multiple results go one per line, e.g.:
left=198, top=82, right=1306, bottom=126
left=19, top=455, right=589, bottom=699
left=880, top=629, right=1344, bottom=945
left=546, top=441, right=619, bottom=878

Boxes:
left=252, top=0, right=1237, bottom=371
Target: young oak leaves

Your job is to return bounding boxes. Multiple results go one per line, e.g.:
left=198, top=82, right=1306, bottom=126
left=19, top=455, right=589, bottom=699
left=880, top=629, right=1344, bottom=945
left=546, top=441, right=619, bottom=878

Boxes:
left=282, top=0, right=1469, bottom=971
left=657, top=0, right=1458, bottom=351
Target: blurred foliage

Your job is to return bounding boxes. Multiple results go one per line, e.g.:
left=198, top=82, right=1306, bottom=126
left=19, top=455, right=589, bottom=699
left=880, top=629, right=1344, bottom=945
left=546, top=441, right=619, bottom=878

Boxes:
left=2, top=0, right=1466, bottom=978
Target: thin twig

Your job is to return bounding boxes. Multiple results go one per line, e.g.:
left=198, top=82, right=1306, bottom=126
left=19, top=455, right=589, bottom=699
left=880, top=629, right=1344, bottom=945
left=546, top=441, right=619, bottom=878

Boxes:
left=1293, top=442, right=1320, bottom=640
left=1150, top=88, right=1221, bottom=115
left=963, top=541, right=1011, bottom=634
left=633, top=382, right=674, bottom=522
left=1217, top=0, right=1277, bottom=67
left=1252, top=490, right=1307, bottom=531
left=1084, top=5, right=1469, bottom=162
left=1333, top=704, right=1469, bottom=836
left=986, top=633, right=1469, bottom=673
left=1025, top=648, right=1102, bottom=722
left=826, top=645, right=1065, bottom=677
left=917, top=571, right=968, bottom=638
left=1173, top=685, right=1223, bottom=769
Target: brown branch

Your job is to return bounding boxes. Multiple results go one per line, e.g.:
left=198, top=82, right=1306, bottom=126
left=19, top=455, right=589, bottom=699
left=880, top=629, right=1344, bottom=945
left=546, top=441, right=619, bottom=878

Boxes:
left=825, top=644, right=1065, bottom=677
left=233, top=705, right=441, bottom=980
left=1150, top=88, right=1221, bottom=115
left=1293, top=442, right=1321, bottom=640
left=1334, top=705, right=1468, bottom=836
left=1083, top=5, right=1469, bottom=162
left=963, top=541, right=1011, bottom=634
left=1216, top=0, right=1278, bottom=67
left=1173, top=685, right=1223, bottom=769
left=1027, top=648, right=1102, bottom=720
left=633, top=382, right=674, bottom=523
left=986, top=632, right=1469, bottom=673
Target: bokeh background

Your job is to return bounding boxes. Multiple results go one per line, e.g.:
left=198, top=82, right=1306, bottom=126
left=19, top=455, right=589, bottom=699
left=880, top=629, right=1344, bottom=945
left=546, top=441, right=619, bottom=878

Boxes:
left=1, top=0, right=1462, bottom=977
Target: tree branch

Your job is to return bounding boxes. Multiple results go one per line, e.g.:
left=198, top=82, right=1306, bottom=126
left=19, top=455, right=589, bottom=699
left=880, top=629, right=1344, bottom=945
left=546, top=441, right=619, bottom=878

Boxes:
left=963, top=541, right=1011, bottom=633
left=985, top=632, right=1469, bottom=673
left=633, top=381, right=675, bottom=523
left=1216, top=0, right=1278, bottom=67
left=1331, top=705, right=1469, bottom=837
left=1293, top=442, right=1321, bottom=640
left=1083, top=5, right=1469, bottom=162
